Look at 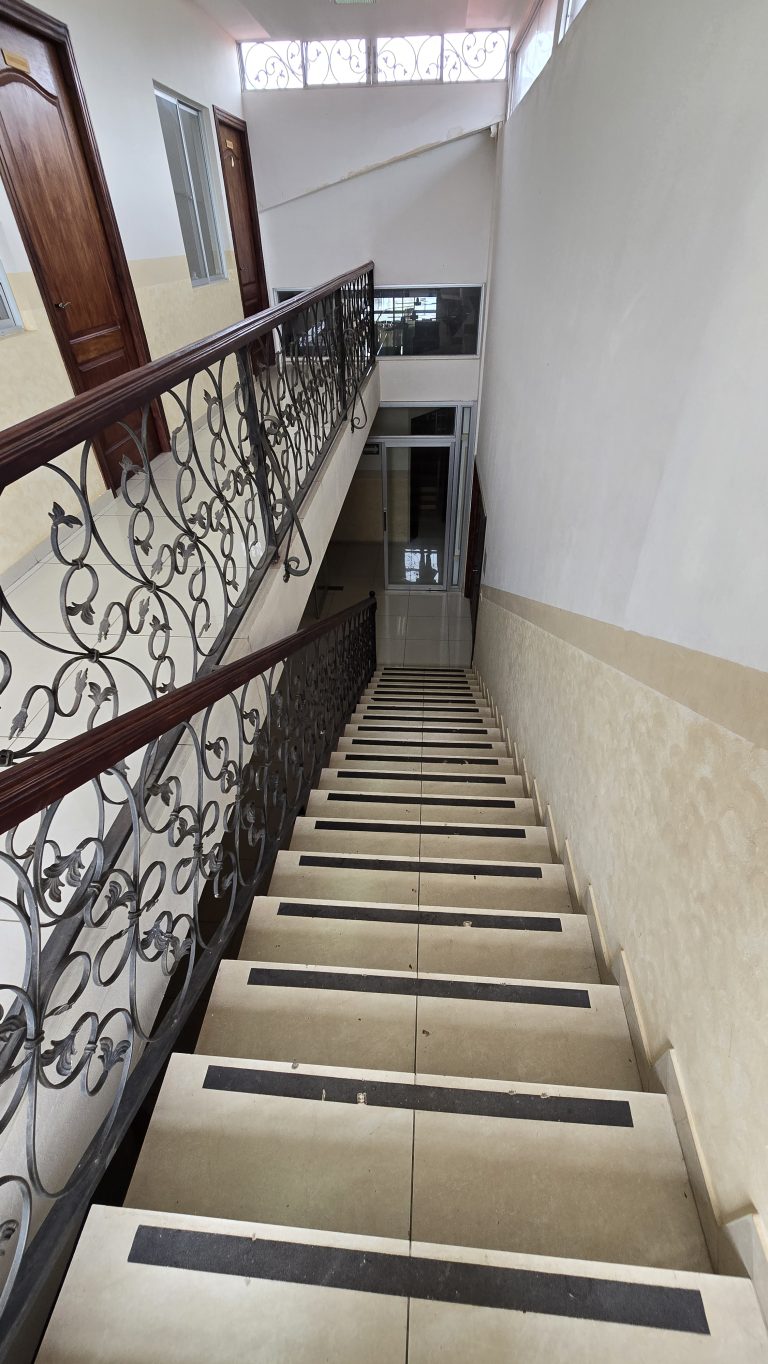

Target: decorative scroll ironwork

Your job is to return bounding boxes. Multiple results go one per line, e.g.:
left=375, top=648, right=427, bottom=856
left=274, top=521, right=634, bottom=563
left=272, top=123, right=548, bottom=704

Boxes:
left=241, top=31, right=510, bottom=90
left=240, top=39, right=304, bottom=91
left=305, top=38, right=368, bottom=86
left=442, top=30, right=510, bottom=83
left=375, top=35, right=443, bottom=84
left=0, top=267, right=374, bottom=764
left=0, top=595, right=377, bottom=1342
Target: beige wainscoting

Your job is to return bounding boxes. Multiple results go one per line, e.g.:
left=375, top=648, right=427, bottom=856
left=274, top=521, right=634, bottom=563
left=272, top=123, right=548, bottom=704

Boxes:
left=0, top=253, right=244, bottom=580
left=474, top=585, right=768, bottom=1230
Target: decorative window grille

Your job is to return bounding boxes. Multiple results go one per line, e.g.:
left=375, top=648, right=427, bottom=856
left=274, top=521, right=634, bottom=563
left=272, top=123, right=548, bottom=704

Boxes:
left=241, top=31, right=510, bottom=91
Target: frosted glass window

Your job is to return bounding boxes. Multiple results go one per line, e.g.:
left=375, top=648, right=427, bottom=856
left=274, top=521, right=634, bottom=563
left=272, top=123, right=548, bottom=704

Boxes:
left=511, top=0, right=558, bottom=108
left=241, top=40, right=304, bottom=90
left=376, top=35, right=442, bottom=83
left=156, top=90, right=224, bottom=285
left=563, top=0, right=591, bottom=32
left=305, top=38, right=368, bottom=86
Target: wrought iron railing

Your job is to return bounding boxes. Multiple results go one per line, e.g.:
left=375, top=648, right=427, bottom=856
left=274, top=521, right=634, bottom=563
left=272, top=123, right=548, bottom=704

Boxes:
left=0, top=591, right=377, bottom=1355
left=0, top=262, right=375, bottom=765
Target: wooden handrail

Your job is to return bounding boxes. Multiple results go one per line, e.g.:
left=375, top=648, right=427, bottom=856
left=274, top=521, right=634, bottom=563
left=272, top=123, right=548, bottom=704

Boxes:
left=0, top=261, right=374, bottom=488
left=0, top=593, right=377, bottom=835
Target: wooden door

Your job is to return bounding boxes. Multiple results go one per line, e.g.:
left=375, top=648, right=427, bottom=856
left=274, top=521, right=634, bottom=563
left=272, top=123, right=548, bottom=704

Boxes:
left=464, top=465, right=487, bottom=648
left=214, top=108, right=268, bottom=320
left=0, top=12, right=165, bottom=489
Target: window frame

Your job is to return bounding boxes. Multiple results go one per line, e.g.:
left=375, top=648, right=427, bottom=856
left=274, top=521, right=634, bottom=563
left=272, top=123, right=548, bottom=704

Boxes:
left=0, top=259, right=23, bottom=339
left=155, top=87, right=226, bottom=288
left=240, top=31, right=510, bottom=91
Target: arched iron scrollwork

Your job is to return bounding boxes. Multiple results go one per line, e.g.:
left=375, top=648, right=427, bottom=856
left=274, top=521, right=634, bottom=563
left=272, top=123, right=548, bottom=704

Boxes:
left=0, top=595, right=377, bottom=1338
left=0, top=265, right=374, bottom=762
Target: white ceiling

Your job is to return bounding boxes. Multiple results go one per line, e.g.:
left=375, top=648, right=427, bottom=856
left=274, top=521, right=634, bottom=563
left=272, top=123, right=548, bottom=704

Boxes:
left=196, top=0, right=534, bottom=44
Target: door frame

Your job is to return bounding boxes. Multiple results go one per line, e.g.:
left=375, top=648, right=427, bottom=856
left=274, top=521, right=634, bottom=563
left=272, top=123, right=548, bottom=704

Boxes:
left=378, top=436, right=458, bottom=593
left=212, top=105, right=269, bottom=318
left=0, top=0, right=166, bottom=486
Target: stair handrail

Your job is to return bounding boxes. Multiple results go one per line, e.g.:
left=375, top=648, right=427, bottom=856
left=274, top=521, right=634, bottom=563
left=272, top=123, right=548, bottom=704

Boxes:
left=0, top=261, right=376, bottom=764
left=0, top=592, right=378, bottom=1358
left=0, top=592, right=377, bottom=834
left=0, top=261, right=375, bottom=484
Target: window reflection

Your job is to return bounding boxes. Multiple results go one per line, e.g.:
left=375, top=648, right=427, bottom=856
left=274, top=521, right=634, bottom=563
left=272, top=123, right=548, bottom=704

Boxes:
left=374, top=287, right=481, bottom=357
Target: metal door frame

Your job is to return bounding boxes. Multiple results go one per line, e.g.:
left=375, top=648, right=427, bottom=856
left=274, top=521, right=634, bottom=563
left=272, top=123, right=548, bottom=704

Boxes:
left=376, top=435, right=458, bottom=592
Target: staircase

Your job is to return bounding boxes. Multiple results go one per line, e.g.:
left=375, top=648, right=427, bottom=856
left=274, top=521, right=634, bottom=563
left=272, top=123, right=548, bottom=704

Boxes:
left=38, top=667, right=768, bottom=1361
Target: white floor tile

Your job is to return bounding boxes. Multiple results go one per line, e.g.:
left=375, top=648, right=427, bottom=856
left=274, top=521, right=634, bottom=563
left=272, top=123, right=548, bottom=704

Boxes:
left=403, top=641, right=451, bottom=666
left=404, top=617, right=452, bottom=643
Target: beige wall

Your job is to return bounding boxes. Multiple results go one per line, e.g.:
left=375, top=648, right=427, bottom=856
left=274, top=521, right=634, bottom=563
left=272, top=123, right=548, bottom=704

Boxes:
left=475, top=590, right=768, bottom=1229
left=334, top=470, right=383, bottom=544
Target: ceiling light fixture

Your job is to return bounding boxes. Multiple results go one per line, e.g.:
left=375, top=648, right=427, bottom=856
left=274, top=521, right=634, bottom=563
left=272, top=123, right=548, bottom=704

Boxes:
left=332, top=1, right=376, bottom=6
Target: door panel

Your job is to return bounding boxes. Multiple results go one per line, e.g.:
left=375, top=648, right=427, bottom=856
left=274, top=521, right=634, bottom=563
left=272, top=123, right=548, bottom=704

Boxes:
left=214, top=109, right=268, bottom=318
left=383, top=443, right=453, bottom=590
left=0, top=18, right=163, bottom=487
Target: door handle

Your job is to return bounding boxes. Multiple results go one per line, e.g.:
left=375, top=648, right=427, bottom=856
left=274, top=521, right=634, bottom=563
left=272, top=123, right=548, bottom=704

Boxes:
left=383, top=510, right=387, bottom=533
left=55, top=300, right=71, bottom=309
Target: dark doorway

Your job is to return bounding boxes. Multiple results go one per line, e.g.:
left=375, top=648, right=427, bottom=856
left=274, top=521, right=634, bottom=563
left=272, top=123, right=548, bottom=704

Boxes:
left=0, top=2, right=166, bottom=489
left=464, top=465, right=487, bottom=648
left=213, top=107, right=268, bottom=321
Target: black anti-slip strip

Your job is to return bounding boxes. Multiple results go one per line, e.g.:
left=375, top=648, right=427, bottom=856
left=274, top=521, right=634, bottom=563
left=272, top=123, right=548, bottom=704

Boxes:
left=128, top=1226, right=709, bottom=1335
left=344, top=754, right=502, bottom=766
left=356, top=726, right=488, bottom=734
left=313, top=820, right=526, bottom=839
left=373, top=689, right=473, bottom=696
left=350, top=739, right=494, bottom=750
left=276, top=901, right=560, bottom=932
left=326, top=792, right=517, bottom=808
left=247, top=966, right=586, bottom=1007
left=298, top=854, right=542, bottom=879
left=339, top=771, right=508, bottom=785
left=203, top=1065, right=632, bottom=1128
left=372, top=684, right=473, bottom=691
left=364, top=706, right=481, bottom=714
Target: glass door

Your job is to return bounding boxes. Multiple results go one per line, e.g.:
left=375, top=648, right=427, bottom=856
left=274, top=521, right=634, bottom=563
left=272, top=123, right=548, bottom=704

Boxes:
left=382, top=441, right=455, bottom=589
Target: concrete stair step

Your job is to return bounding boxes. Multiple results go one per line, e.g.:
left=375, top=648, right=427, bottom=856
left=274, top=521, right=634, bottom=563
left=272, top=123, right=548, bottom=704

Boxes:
left=269, top=849, right=569, bottom=913
left=239, top=895, right=598, bottom=980
left=305, top=789, right=538, bottom=824
left=124, top=1055, right=708, bottom=1273
left=352, top=714, right=495, bottom=728
left=345, top=723, right=503, bottom=739
left=316, top=768, right=526, bottom=797
left=42, top=1211, right=768, bottom=1358
left=39, top=1206, right=768, bottom=1364
left=337, top=737, right=508, bottom=756
left=196, top=961, right=639, bottom=1089
left=288, top=816, right=552, bottom=863
left=329, top=751, right=517, bottom=772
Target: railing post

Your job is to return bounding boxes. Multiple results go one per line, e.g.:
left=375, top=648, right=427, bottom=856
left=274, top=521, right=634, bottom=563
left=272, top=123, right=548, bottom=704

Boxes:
left=333, top=286, right=348, bottom=415
left=235, top=341, right=279, bottom=557
left=367, top=267, right=376, bottom=369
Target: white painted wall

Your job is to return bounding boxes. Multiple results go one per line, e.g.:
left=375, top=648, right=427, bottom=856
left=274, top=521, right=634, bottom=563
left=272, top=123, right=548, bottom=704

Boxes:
left=245, top=83, right=505, bottom=209
left=477, top=0, right=768, bottom=673
left=40, top=0, right=243, bottom=263
left=245, top=83, right=499, bottom=404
